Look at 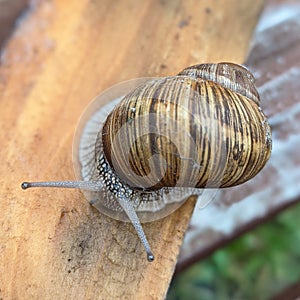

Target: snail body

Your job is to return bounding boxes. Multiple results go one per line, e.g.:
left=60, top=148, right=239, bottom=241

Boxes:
left=21, top=63, right=272, bottom=262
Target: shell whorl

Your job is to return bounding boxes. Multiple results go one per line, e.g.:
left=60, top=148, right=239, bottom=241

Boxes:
left=101, top=63, right=272, bottom=191
left=178, top=62, right=260, bottom=105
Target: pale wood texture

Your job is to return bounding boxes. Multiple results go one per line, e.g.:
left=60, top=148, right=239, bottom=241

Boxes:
left=0, top=0, right=264, bottom=299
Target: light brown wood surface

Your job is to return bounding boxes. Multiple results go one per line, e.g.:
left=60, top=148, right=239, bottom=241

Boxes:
left=0, top=1, right=264, bottom=299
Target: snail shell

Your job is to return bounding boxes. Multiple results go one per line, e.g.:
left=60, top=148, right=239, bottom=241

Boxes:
left=73, top=62, right=271, bottom=223
left=99, top=63, right=271, bottom=192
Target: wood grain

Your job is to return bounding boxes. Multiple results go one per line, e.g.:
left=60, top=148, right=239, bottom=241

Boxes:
left=0, top=0, right=264, bottom=299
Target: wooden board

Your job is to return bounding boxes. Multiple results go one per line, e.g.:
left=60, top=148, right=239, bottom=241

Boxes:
left=0, top=0, right=264, bottom=299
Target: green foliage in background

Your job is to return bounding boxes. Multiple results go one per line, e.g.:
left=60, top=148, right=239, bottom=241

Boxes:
left=167, top=202, right=300, bottom=300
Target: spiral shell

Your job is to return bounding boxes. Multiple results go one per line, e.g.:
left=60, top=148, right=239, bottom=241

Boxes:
left=101, top=62, right=272, bottom=191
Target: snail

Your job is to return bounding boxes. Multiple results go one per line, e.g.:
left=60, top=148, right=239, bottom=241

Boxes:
left=21, top=62, right=272, bottom=262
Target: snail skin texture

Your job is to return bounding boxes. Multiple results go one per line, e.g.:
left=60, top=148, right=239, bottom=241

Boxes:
left=21, top=62, right=272, bottom=262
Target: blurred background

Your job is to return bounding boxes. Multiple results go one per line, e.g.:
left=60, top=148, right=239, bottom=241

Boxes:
left=1, top=0, right=299, bottom=299
left=0, top=0, right=28, bottom=49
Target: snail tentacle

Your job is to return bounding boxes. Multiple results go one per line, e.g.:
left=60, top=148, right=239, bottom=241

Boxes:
left=117, top=195, right=154, bottom=262
left=21, top=180, right=103, bottom=191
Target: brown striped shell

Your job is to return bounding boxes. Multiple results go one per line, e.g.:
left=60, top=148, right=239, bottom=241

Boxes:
left=101, top=62, right=272, bottom=191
